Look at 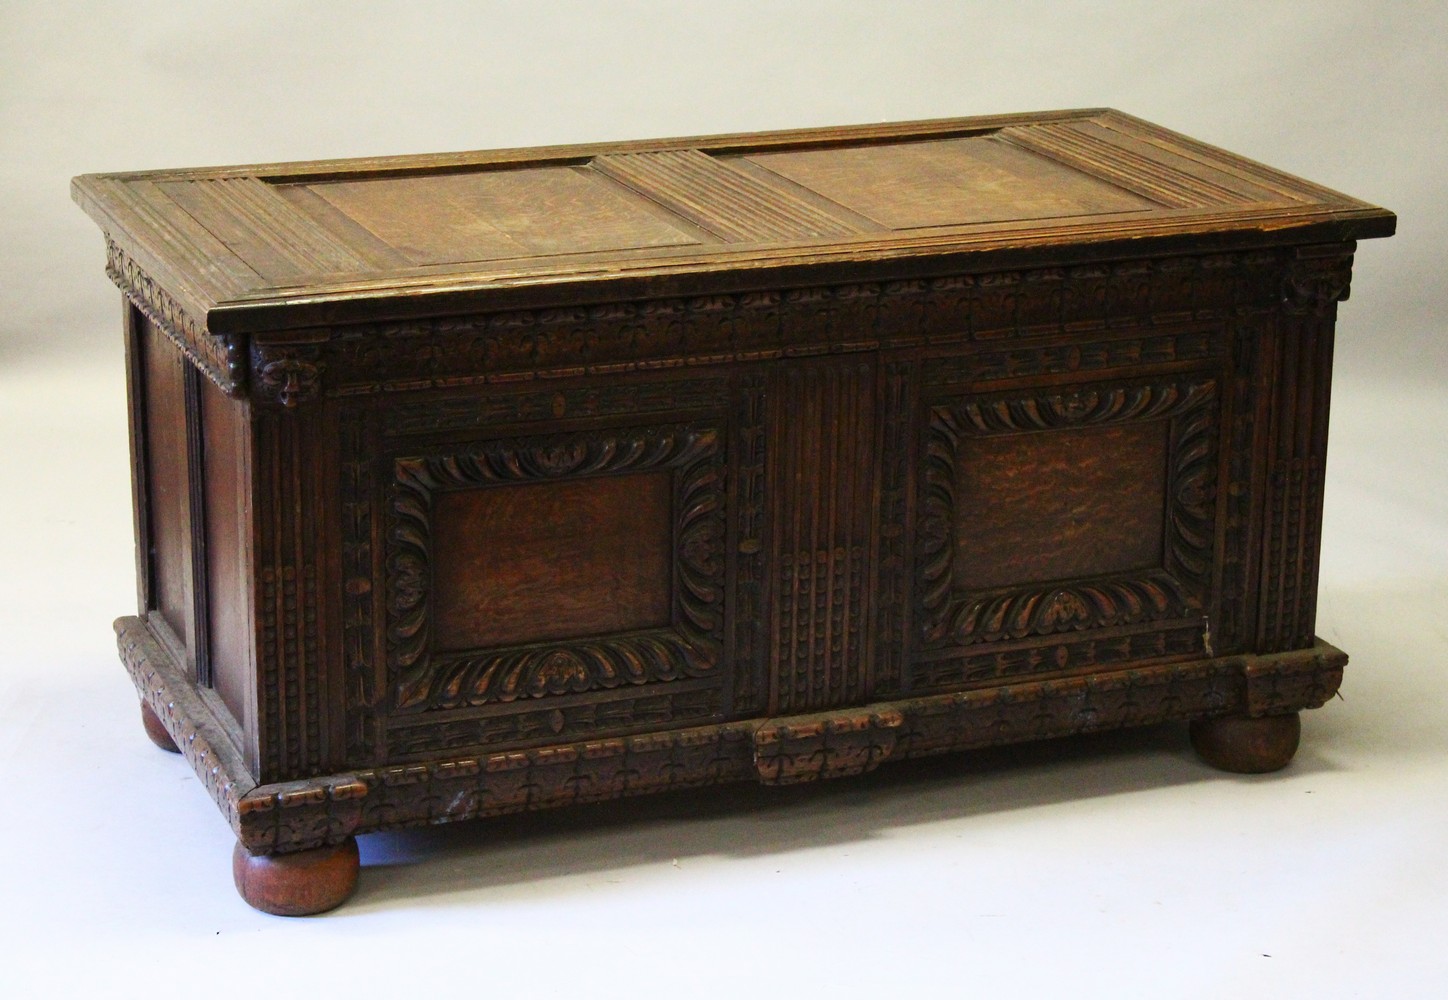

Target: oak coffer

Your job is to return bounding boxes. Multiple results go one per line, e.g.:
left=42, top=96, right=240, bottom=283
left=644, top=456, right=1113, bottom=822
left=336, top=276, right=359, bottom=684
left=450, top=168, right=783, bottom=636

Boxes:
left=73, top=109, right=1394, bottom=915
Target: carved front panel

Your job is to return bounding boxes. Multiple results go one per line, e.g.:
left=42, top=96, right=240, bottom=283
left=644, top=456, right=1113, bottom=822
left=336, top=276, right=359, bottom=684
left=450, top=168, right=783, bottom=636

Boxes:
left=341, top=373, right=752, bottom=763
left=913, top=366, right=1223, bottom=691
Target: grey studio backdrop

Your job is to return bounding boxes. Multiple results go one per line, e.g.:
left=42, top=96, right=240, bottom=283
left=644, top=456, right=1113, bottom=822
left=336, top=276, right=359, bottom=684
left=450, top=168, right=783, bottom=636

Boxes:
left=1, top=2, right=1444, bottom=997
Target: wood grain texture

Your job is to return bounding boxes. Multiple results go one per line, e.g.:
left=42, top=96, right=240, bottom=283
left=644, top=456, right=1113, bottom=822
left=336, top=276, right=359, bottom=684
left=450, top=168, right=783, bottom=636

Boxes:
left=139, top=317, right=194, bottom=656
left=300, top=166, right=703, bottom=264
left=88, top=116, right=1390, bottom=915
left=158, top=177, right=386, bottom=279
left=952, top=420, right=1168, bottom=591
left=592, top=148, right=868, bottom=241
left=116, top=613, right=1347, bottom=856
left=430, top=473, right=673, bottom=650
left=232, top=837, right=359, bottom=917
left=744, top=135, right=1156, bottom=228
left=74, top=110, right=1394, bottom=337
left=200, top=373, right=253, bottom=731
left=766, top=359, right=878, bottom=714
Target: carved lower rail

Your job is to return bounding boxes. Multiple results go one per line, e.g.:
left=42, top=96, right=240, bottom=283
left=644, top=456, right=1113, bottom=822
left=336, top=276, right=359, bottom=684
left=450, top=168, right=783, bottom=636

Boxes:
left=117, top=614, right=1345, bottom=856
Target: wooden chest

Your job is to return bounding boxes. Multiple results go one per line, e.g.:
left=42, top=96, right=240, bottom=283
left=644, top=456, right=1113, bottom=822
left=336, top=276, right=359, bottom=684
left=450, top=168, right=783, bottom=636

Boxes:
left=73, top=109, right=1394, bottom=915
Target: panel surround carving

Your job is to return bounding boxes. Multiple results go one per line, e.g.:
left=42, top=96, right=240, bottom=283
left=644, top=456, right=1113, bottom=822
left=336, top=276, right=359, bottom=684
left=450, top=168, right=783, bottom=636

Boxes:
left=383, top=422, right=728, bottom=726
left=917, top=376, right=1219, bottom=671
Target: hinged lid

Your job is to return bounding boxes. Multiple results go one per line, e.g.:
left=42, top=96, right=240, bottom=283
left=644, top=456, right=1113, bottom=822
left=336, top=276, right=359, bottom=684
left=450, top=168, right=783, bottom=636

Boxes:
left=73, top=108, right=1394, bottom=336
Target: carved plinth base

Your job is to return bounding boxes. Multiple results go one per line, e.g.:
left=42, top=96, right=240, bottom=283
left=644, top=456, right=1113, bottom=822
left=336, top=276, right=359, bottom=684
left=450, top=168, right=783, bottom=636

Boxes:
left=1189, top=712, right=1302, bottom=774
left=232, top=838, right=360, bottom=916
left=139, top=700, right=180, bottom=753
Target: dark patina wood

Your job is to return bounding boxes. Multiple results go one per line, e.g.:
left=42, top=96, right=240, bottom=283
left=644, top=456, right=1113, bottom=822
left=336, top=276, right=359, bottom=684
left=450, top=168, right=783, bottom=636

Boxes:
left=75, top=109, right=1394, bottom=914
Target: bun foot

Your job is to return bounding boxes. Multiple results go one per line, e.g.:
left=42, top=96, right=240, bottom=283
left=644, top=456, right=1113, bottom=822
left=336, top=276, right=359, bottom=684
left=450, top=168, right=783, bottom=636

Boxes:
left=233, top=838, right=360, bottom=916
left=140, top=701, right=180, bottom=753
left=1190, top=712, right=1301, bottom=774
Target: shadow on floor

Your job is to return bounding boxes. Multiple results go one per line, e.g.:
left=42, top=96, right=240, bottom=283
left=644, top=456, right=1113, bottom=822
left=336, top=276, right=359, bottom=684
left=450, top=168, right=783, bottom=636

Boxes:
left=346, top=721, right=1340, bottom=912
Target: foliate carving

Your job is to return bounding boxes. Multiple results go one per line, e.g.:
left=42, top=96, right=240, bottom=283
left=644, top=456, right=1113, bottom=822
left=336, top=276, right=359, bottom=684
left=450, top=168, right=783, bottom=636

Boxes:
left=402, top=632, right=714, bottom=710
left=949, top=379, right=1215, bottom=436
left=1281, top=248, right=1355, bottom=315
left=386, top=423, right=726, bottom=714
left=924, top=575, right=1189, bottom=649
left=919, top=378, right=1218, bottom=653
left=105, top=237, right=246, bottom=396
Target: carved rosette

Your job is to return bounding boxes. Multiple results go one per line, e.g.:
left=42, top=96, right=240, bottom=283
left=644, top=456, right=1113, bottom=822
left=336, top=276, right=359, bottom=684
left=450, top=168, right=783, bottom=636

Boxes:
left=919, top=378, right=1218, bottom=653
left=385, top=423, right=727, bottom=715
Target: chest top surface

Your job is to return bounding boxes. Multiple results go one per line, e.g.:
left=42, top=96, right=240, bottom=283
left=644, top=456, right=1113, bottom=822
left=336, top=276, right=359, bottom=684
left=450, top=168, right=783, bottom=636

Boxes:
left=73, top=108, right=1393, bottom=334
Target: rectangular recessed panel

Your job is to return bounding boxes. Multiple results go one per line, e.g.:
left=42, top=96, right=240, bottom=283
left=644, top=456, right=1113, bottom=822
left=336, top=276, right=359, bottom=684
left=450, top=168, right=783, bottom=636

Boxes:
left=141, top=318, right=191, bottom=645
left=954, top=421, right=1167, bottom=591
left=299, top=166, right=703, bottom=265
left=746, top=135, right=1156, bottom=230
left=431, top=472, right=673, bottom=650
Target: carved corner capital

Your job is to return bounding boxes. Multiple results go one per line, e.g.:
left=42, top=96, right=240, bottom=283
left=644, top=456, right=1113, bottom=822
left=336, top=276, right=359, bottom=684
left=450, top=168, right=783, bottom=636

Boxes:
left=252, top=346, right=324, bottom=408
left=1282, top=247, right=1356, bottom=316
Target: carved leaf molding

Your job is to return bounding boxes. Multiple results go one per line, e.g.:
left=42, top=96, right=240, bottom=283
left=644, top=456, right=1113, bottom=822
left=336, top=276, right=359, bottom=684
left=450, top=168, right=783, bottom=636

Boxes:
left=387, top=423, right=726, bottom=713
left=920, top=378, right=1218, bottom=649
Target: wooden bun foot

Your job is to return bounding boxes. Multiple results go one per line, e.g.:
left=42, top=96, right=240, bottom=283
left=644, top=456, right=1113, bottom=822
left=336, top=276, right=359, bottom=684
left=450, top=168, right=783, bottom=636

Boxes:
left=233, top=837, right=360, bottom=916
left=1190, top=712, right=1301, bottom=774
left=140, top=700, right=181, bottom=753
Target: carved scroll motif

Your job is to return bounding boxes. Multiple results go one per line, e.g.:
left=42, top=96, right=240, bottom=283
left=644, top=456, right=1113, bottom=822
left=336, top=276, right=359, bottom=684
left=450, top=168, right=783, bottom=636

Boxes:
left=385, top=423, right=727, bottom=714
left=919, top=378, right=1219, bottom=655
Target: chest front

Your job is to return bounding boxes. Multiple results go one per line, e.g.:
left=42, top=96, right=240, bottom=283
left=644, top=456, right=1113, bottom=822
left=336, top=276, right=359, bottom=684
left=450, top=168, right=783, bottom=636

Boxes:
left=77, top=109, right=1392, bottom=913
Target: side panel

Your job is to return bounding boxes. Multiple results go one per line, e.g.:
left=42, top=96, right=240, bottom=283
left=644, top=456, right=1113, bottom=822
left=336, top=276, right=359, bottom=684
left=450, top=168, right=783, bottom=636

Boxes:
left=137, top=312, right=197, bottom=667
left=337, top=370, right=746, bottom=768
left=201, top=375, right=256, bottom=740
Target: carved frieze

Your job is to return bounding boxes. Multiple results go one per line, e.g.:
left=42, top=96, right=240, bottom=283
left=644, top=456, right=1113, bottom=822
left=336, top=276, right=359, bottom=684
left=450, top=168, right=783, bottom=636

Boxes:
left=237, top=250, right=1284, bottom=402
left=105, top=237, right=246, bottom=396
